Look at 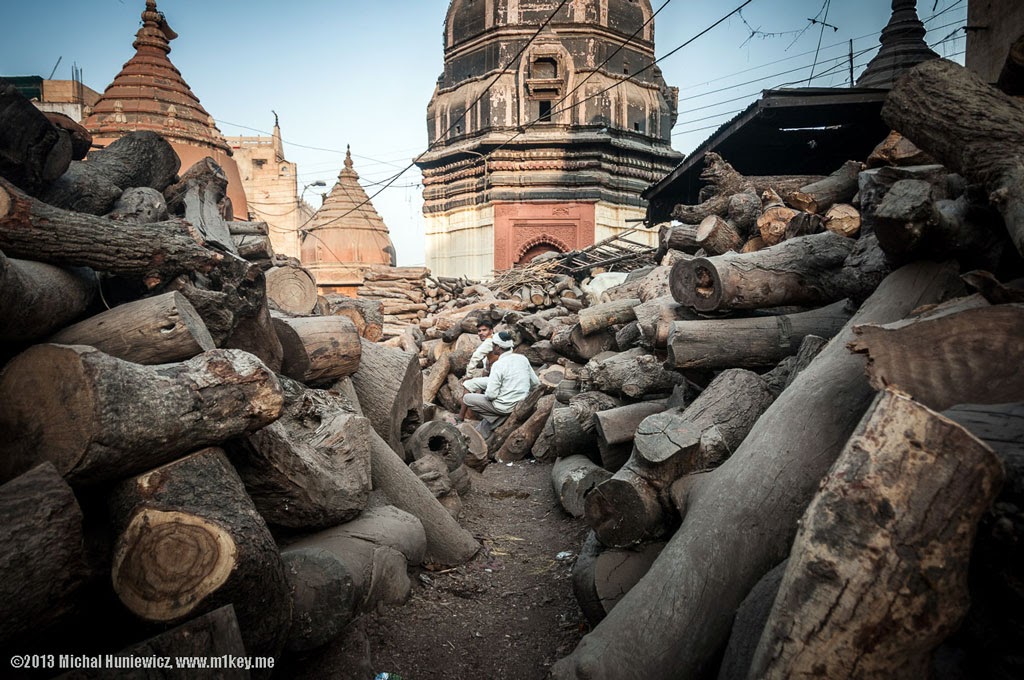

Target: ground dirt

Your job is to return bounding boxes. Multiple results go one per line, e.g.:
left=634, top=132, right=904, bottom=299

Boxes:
left=284, top=458, right=591, bottom=680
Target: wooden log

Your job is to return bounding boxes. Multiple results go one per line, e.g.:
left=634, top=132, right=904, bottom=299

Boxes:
left=281, top=546, right=359, bottom=654
left=164, top=253, right=265, bottom=347
left=783, top=212, right=824, bottom=240
left=551, top=323, right=617, bottom=363
left=228, top=378, right=371, bottom=530
left=448, top=330, right=482, bottom=377
left=633, top=295, right=696, bottom=348
left=572, top=532, right=666, bottom=627
left=552, top=391, right=622, bottom=460
left=0, top=82, right=71, bottom=195
left=495, top=394, right=556, bottom=463
left=404, top=420, right=467, bottom=471
left=0, top=178, right=224, bottom=288
left=322, top=295, right=384, bottom=342
left=0, top=249, right=96, bottom=343
left=696, top=215, right=742, bottom=255
left=850, top=301, right=1024, bottom=411
left=555, top=379, right=580, bottom=404
left=487, top=385, right=547, bottom=454
left=749, top=389, right=1004, bottom=679
left=233, top=232, right=274, bottom=262
left=0, top=463, right=89, bottom=647
left=669, top=231, right=887, bottom=313
left=727, top=191, right=762, bottom=238
left=583, top=347, right=685, bottom=398
left=549, top=260, right=962, bottom=680
left=881, top=58, right=1024, bottom=258
left=665, top=300, right=853, bottom=369
left=366, top=429, right=479, bottom=565
left=614, top=320, right=642, bottom=350
left=41, top=111, right=90, bottom=161
left=109, top=448, right=292, bottom=659
left=531, top=340, right=563, bottom=365
left=163, top=157, right=237, bottom=254
left=718, top=561, right=788, bottom=680
left=266, top=265, right=318, bottom=315
left=456, top=421, right=489, bottom=471
left=756, top=200, right=800, bottom=247
left=635, top=265, right=672, bottom=303
left=552, top=455, right=613, bottom=518
left=787, top=160, right=862, bottom=214
left=760, top=333, right=829, bottom=397
left=409, top=454, right=453, bottom=498
left=866, top=130, right=935, bottom=168
left=272, top=314, right=361, bottom=385
left=349, top=339, right=423, bottom=456
left=823, top=203, right=861, bottom=237
left=594, top=401, right=669, bottom=450
left=422, top=352, right=451, bottom=404
left=222, top=297, right=284, bottom=374
left=107, top=186, right=169, bottom=225
left=740, top=236, right=767, bottom=253
left=0, top=346, right=283, bottom=485
left=658, top=222, right=701, bottom=254
left=997, top=32, right=1024, bottom=95
left=228, top=220, right=269, bottom=236
left=50, top=291, right=215, bottom=364
left=577, top=298, right=641, bottom=336
left=560, top=296, right=583, bottom=312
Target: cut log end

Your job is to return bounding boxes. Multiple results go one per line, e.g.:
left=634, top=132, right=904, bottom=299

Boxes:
left=0, top=185, right=11, bottom=218
left=113, top=508, right=238, bottom=622
left=584, top=475, right=663, bottom=548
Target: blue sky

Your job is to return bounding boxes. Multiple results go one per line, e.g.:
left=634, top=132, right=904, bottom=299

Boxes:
left=0, top=1, right=967, bottom=265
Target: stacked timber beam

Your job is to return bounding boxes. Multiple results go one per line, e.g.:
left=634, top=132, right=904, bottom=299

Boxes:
left=0, top=85, right=479, bottom=669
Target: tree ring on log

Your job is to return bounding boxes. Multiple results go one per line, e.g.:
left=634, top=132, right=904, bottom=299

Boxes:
left=113, top=509, right=237, bottom=621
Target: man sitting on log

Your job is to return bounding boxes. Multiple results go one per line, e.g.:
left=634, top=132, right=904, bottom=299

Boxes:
left=457, top=320, right=496, bottom=423
left=461, top=332, right=539, bottom=437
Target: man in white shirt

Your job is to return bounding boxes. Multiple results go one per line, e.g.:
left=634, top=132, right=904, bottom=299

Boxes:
left=462, top=332, right=539, bottom=436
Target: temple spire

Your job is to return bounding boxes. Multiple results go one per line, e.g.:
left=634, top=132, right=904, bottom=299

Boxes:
left=856, top=0, right=939, bottom=88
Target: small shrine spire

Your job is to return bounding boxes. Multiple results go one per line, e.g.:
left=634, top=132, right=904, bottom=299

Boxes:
left=856, top=0, right=939, bottom=88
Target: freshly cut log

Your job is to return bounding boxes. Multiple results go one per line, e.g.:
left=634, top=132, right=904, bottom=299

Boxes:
left=42, top=131, right=180, bottom=215
left=0, top=178, right=224, bottom=288
left=665, top=300, right=853, bottom=369
left=749, top=389, right=1004, bottom=679
left=583, top=347, right=685, bottom=398
left=322, top=295, right=384, bottom=342
left=422, top=352, right=451, bottom=404
left=281, top=547, right=358, bottom=653
left=550, top=261, right=962, bottom=680
left=367, top=429, right=479, bottom=566
left=0, top=250, right=95, bottom=342
left=756, top=198, right=799, bottom=247
left=669, top=231, right=886, bottom=312
left=578, top=298, right=641, bottom=336
left=552, top=391, right=622, bottom=461
left=266, top=265, right=318, bottom=315
left=229, top=378, right=371, bottom=530
left=696, top=215, right=742, bottom=255
left=272, top=314, right=361, bottom=385
left=573, top=532, right=666, bottom=627
left=495, top=394, right=556, bottom=463
left=349, top=339, right=423, bottom=456
left=824, top=203, right=861, bottom=237
left=882, top=58, right=1024, bottom=258
left=0, top=346, right=283, bottom=485
left=163, top=157, right=236, bottom=253
left=50, top=291, right=215, bottom=364
left=109, top=448, right=291, bottom=659
left=787, top=160, right=862, bottom=215
left=0, top=463, right=89, bottom=646
left=538, top=365, right=566, bottom=389
left=552, top=455, right=613, bottom=518
left=850, top=301, right=1024, bottom=411
left=867, top=130, right=935, bottom=168
left=0, top=82, right=71, bottom=194
left=488, top=386, right=547, bottom=453
left=404, top=420, right=467, bottom=471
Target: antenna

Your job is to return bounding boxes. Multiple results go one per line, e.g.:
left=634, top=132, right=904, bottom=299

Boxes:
left=48, top=56, right=62, bottom=80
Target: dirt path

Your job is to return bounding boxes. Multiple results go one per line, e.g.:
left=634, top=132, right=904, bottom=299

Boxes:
left=285, top=459, right=590, bottom=680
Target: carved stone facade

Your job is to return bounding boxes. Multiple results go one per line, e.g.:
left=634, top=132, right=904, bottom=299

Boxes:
left=418, top=0, right=682, bottom=278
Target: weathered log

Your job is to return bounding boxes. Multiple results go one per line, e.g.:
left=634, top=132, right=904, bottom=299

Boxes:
left=578, top=298, right=641, bottom=336
left=404, top=420, right=467, bottom=471
left=165, top=253, right=265, bottom=346
left=760, top=334, right=829, bottom=397
left=41, top=111, right=90, bottom=161
left=717, top=561, right=788, bottom=680
left=367, top=429, right=479, bottom=566
left=409, top=454, right=453, bottom=498
left=593, top=401, right=669, bottom=452
left=555, top=378, right=581, bottom=405
left=321, top=295, right=384, bottom=342
left=0, top=82, right=71, bottom=194
left=552, top=455, right=613, bottom=518
left=996, top=32, right=1024, bottom=95
left=0, top=178, right=224, bottom=288
left=272, top=314, right=361, bottom=385
left=109, top=448, right=292, bottom=659
left=552, top=391, right=622, bottom=461
left=456, top=421, right=489, bottom=471
left=495, top=394, right=556, bottom=463
left=583, top=347, right=685, bottom=398
left=222, top=297, right=284, bottom=373
left=50, top=291, right=215, bottom=364
left=749, top=389, right=1005, bottom=679
left=740, top=236, right=767, bottom=253
left=228, top=220, right=269, bottom=236
left=850, top=300, right=1024, bottom=411
left=613, top=320, right=642, bottom=350
left=163, top=157, right=236, bottom=253
left=551, top=323, right=617, bottom=363
left=787, top=160, right=862, bottom=214
left=448, top=330, right=482, bottom=377
left=280, top=547, right=358, bottom=653
left=233, top=232, right=274, bottom=263
left=783, top=211, right=824, bottom=240
left=658, top=222, right=700, bottom=254
left=229, top=378, right=370, bottom=530
left=665, top=299, right=853, bottom=369
left=423, top=352, right=451, bottom=404
left=882, top=58, right=1024, bottom=258
left=0, top=463, right=89, bottom=647
left=696, top=215, right=742, bottom=255
left=266, top=265, right=318, bottom=315
left=488, top=385, right=547, bottom=454
left=633, top=295, right=696, bottom=348
left=107, top=186, right=169, bottom=224
left=0, top=346, right=283, bottom=485
left=349, top=339, right=423, bottom=456
left=550, top=260, right=962, bottom=680
left=595, top=400, right=669, bottom=473
left=669, top=231, right=887, bottom=312
left=0, top=250, right=95, bottom=342
left=573, top=532, right=666, bottom=627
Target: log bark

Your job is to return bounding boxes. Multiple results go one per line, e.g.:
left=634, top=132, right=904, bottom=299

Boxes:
left=42, top=111, right=90, bottom=161
left=280, top=547, right=359, bottom=653
left=50, top=291, right=215, bottom=364
left=0, top=250, right=96, bottom=342
left=266, top=265, right=318, bottom=315
left=456, top=421, right=489, bottom=471
left=882, top=58, right=1024, bottom=258
left=109, top=448, right=292, bottom=659
left=867, top=130, right=935, bottom=168
left=222, top=297, right=284, bottom=373
left=367, top=429, right=479, bottom=566
left=0, top=346, right=283, bottom=485
left=717, top=561, right=788, bottom=680
left=409, top=454, right=453, bottom=498
left=423, top=353, right=451, bottom=404
left=228, top=378, right=371, bottom=530
left=0, top=463, right=89, bottom=646
left=850, top=301, right=1024, bottom=411
left=322, top=295, right=385, bottom=342
left=634, top=295, right=697, bottom=348
left=272, top=314, right=361, bottom=385
left=595, top=400, right=669, bottom=472
left=488, top=385, right=547, bottom=454
left=448, top=331, right=482, bottom=377
left=0, top=178, right=224, bottom=288
left=669, top=231, right=886, bottom=312
left=404, top=420, right=467, bottom=471
left=551, top=455, right=613, bottom=518
left=783, top=212, right=824, bottom=240
left=665, top=300, right=853, bottom=369
left=573, top=532, right=666, bottom=627
left=997, top=33, right=1024, bottom=95
left=552, top=391, right=622, bottom=461
left=349, top=339, right=423, bottom=456
left=163, top=157, right=237, bottom=254
left=495, top=394, right=556, bottom=463
left=658, top=222, right=700, bottom=254
left=696, top=215, right=742, bottom=255
left=551, top=323, right=617, bottom=363
left=787, top=160, right=862, bottom=214
left=0, top=82, right=71, bottom=195
left=583, top=347, right=685, bottom=398
left=577, top=298, right=641, bottom=336
left=749, top=389, right=1005, bottom=679
left=107, top=186, right=169, bottom=224
left=550, top=260, right=962, bottom=680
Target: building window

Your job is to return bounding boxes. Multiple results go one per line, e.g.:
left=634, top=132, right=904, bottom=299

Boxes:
left=253, top=158, right=267, bottom=170
left=280, top=166, right=289, bottom=174
left=539, top=100, right=552, bottom=122
left=532, top=58, right=557, bottom=80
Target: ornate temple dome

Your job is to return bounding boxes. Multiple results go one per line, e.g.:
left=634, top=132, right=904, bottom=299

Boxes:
left=82, top=0, right=248, bottom=217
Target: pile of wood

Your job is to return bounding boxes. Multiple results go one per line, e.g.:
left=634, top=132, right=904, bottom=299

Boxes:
left=355, top=265, right=432, bottom=337
left=0, top=84, right=480, bottom=668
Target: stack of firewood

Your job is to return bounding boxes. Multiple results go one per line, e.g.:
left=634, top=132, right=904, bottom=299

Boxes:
left=0, top=81, right=480, bottom=669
